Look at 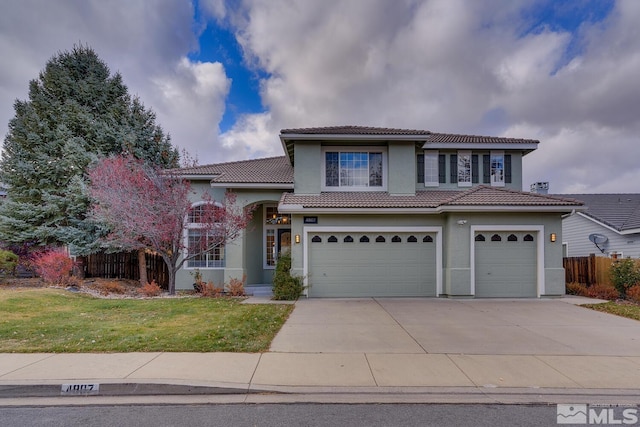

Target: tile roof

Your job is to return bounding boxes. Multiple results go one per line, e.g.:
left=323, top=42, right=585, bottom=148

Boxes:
left=425, top=133, right=539, bottom=145
left=280, top=191, right=461, bottom=209
left=446, top=186, right=583, bottom=206
left=280, top=125, right=432, bottom=135
left=280, top=186, right=583, bottom=210
left=279, top=126, right=539, bottom=144
left=560, top=194, right=640, bottom=232
left=173, top=156, right=293, bottom=184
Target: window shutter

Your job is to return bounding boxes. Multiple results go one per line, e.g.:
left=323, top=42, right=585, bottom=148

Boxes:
left=482, top=154, right=490, bottom=184
left=450, top=154, right=457, bottom=183
left=438, top=154, right=446, bottom=183
left=472, top=155, right=479, bottom=184
left=416, top=154, right=424, bottom=184
left=505, top=155, right=512, bottom=183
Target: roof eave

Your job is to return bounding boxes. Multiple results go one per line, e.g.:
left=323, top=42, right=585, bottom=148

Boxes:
left=421, top=142, right=539, bottom=154
left=211, top=182, right=294, bottom=189
left=278, top=204, right=583, bottom=214
left=280, top=133, right=433, bottom=165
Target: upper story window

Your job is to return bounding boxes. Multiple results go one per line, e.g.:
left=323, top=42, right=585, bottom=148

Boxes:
left=457, top=151, right=472, bottom=187
left=490, top=151, right=505, bottom=187
left=323, top=147, right=386, bottom=191
left=424, top=151, right=439, bottom=187
left=483, top=153, right=511, bottom=186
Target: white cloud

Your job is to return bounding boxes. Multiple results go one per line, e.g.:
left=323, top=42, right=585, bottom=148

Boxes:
left=218, top=112, right=279, bottom=160
left=0, top=0, right=230, bottom=164
left=2, top=0, right=639, bottom=193
left=150, top=58, right=231, bottom=163
left=219, top=0, right=640, bottom=192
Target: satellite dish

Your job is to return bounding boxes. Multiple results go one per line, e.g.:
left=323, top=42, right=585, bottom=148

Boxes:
left=588, top=233, right=608, bottom=254
left=588, top=233, right=608, bottom=244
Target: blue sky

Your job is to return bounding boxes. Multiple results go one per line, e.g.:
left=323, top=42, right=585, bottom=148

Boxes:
left=190, top=4, right=267, bottom=134
left=1, top=0, right=639, bottom=192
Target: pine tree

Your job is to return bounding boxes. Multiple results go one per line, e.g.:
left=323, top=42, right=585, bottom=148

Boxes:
left=0, top=45, right=178, bottom=253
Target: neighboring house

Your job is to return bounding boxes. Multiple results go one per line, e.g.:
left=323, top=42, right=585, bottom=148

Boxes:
left=560, top=194, right=640, bottom=258
left=174, top=126, right=583, bottom=298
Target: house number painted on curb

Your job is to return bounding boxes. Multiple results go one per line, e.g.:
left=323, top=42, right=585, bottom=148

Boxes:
left=61, top=383, right=100, bottom=395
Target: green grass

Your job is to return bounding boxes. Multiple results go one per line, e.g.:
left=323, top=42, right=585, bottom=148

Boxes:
left=583, top=301, right=640, bottom=321
left=0, top=288, right=293, bottom=353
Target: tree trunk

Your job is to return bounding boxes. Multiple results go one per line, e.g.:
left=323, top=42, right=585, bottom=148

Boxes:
left=138, top=249, right=148, bottom=286
left=167, top=266, right=176, bottom=295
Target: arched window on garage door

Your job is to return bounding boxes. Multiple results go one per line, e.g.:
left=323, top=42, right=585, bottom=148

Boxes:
left=507, top=234, right=518, bottom=241
left=407, top=235, right=417, bottom=242
left=524, top=234, right=534, bottom=241
left=475, top=234, right=485, bottom=241
left=423, top=235, right=433, bottom=243
left=311, top=235, right=322, bottom=243
left=328, top=235, right=338, bottom=243
left=391, top=235, right=402, bottom=242
left=491, top=234, right=502, bottom=241
left=360, top=236, right=370, bottom=243
left=376, top=235, right=386, bottom=242
left=344, top=235, right=354, bottom=243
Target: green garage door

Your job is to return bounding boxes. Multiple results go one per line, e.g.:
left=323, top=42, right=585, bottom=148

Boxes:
left=474, top=231, right=537, bottom=297
left=308, top=232, right=437, bottom=297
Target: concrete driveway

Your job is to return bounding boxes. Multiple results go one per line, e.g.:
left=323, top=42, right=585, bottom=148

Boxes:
left=270, top=297, right=640, bottom=356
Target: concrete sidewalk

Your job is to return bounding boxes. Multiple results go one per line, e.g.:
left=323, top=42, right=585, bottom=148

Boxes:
left=2, top=351, right=640, bottom=404
left=1, top=296, right=640, bottom=404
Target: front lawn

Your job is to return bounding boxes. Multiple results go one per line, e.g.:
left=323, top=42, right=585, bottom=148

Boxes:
left=582, top=301, right=640, bottom=321
left=0, top=288, right=293, bottom=353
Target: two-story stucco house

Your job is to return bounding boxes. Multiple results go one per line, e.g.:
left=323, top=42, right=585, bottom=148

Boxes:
left=174, top=126, right=583, bottom=298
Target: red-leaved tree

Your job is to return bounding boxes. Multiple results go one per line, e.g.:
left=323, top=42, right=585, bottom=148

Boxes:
left=88, top=155, right=254, bottom=294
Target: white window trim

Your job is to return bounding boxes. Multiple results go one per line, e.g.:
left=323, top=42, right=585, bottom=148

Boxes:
left=424, top=150, right=439, bottom=187
left=263, top=204, right=291, bottom=269
left=490, top=150, right=505, bottom=187
left=183, top=201, right=225, bottom=270
left=457, top=150, right=472, bottom=187
left=321, top=146, right=388, bottom=192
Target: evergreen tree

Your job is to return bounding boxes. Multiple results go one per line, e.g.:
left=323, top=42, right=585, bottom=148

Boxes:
left=0, top=44, right=178, bottom=253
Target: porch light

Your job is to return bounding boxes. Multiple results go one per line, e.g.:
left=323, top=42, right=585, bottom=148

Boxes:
left=550, top=233, right=556, bottom=242
left=295, top=234, right=300, bottom=244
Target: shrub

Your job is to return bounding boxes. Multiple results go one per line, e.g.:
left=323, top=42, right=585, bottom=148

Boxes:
left=95, top=281, right=126, bottom=295
left=227, top=275, right=246, bottom=297
left=33, top=249, right=75, bottom=285
left=272, top=252, right=304, bottom=300
left=3, top=242, right=50, bottom=276
left=0, top=249, right=19, bottom=275
left=609, top=258, right=640, bottom=298
left=566, top=282, right=588, bottom=296
left=198, top=281, right=224, bottom=297
left=139, top=280, right=162, bottom=297
left=626, top=285, right=640, bottom=304
left=585, top=283, right=620, bottom=300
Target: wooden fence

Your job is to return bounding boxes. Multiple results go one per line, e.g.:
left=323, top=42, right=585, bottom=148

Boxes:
left=563, top=254, right=612, bottom=286
left=79, top=251, right=169, bottom=289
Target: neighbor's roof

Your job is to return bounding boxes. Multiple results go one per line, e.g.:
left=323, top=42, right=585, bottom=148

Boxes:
left=173, top=156, right=293, bottom=185
left=279, top=126, right=539, bottom=164
left=279, top=186, right=583, bottom=212
left=561, top=194, right=640, bottom=232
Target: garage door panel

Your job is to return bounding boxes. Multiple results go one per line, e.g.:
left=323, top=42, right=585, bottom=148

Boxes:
left=475, top=232, right=537, bottom=298
left=309, top=232, right=436, bottom=297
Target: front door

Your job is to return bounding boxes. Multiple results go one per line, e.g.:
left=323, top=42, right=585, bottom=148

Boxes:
left=278, top=229, right=291, bottom=257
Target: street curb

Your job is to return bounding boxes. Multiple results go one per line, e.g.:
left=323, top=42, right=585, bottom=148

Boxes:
left=0, top=383, right=272, bottom=398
